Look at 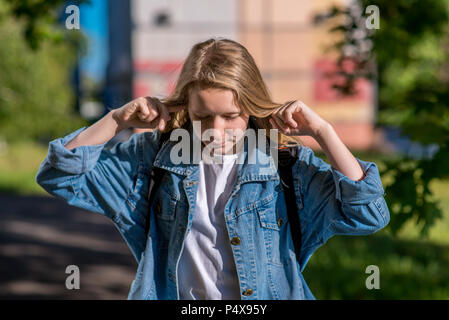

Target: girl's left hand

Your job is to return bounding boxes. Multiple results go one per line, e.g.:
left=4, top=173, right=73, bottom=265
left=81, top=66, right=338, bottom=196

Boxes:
left=269, top=100, right=329, bottom=138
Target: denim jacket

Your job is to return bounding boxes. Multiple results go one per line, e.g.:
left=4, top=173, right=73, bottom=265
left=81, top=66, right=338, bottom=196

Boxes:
left=35, top=124, right=390, bottom=300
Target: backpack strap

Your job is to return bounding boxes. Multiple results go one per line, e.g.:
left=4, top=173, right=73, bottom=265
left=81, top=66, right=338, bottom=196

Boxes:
left=144, top=129, right=175, bottom=237
left=145, top=120, right=191, bottom=237
left=277, top=146, right=302, bottom=261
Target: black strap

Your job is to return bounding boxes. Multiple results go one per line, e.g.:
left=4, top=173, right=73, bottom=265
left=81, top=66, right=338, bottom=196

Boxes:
left=145, top=120, right=192, bottom=236
left=144, top=130, right=172, bottom=236
left=278, top=147, right=302, bottom=260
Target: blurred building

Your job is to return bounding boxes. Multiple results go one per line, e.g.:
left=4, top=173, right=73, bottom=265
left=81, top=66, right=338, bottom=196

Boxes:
left=112, top=0, right=377, bottom=151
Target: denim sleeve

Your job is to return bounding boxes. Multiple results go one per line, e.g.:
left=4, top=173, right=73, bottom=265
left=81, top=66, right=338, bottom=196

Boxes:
left=293, top=145, right=390, bottom=252
left=35, top=126, right=159, bottom=260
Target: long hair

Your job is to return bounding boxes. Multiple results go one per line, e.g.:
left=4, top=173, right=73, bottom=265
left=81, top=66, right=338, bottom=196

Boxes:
left=159, top=37, right=303, bottom=146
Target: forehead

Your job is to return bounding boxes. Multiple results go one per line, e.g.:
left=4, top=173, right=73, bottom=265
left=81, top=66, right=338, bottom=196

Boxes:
left=189, top=86, right=241, bottom=113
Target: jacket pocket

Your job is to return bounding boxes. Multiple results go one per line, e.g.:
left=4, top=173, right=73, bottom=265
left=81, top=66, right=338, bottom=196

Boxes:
left=127, top=165, right=150, bottom=208
left=126, top=165, right=151, bottom=224
left=256, top=197, right=288, bottom=267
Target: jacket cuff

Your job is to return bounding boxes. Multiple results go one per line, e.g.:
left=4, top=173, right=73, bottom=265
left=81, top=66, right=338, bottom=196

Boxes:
left=47, top=126, right=108, bottom=175
left=331, top=158, right=386, bottom=205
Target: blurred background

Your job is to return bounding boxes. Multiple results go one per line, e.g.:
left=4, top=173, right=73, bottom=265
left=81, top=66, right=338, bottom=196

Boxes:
left=0, top=0, right=448, bottom=299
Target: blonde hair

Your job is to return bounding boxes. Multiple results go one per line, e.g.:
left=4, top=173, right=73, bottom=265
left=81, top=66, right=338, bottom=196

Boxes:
left=159, top=37, right=303, bottom=146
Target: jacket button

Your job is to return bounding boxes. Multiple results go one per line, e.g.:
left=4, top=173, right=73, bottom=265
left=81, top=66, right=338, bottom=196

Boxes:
left=231, top=237, right=240, bottom=245
left=277, top=218, right=283, bottom=227
left=243, top=288, right=253, bottom=296
left=156, top=203, right=161, bottom=213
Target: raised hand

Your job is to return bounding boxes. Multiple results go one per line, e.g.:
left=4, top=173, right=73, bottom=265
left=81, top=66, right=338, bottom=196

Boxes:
left=269, top=100, right=329, bottom=138
left=112, top=96, right=185, bottom=131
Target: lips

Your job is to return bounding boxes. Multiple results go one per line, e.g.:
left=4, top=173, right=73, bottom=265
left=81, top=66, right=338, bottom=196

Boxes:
left=207, top=141, right=227, bottom=147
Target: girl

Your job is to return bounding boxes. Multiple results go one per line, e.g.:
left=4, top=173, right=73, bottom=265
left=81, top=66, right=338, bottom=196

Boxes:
left=36, top=38, right=390, bottom=300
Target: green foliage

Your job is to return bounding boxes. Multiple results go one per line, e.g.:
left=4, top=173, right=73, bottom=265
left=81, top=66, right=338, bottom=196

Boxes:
left=0, top=141, right=49, bottom=195
left=315, top=0, right=449, bottom=237
left=0, top=0, right=88, bottom=143
left=303, top=230, right=449, bottom=299
left=1, top=0, right=89, bottom=50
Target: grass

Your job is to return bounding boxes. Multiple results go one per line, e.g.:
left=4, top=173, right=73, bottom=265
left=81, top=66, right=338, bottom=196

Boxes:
left=0, top=141, right=49, bottom=195
left=1, top=142, right=449, bottom=298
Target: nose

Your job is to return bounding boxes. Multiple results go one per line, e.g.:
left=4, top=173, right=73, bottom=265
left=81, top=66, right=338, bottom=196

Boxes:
left=202, top=117, right=227, bottom=144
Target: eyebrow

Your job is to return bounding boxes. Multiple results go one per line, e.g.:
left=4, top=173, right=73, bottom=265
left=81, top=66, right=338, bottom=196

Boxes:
left=195, top=111, right=240, bottom=116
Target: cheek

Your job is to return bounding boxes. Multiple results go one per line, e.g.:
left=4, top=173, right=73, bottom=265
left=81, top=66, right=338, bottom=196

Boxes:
left=223, top=118, right=248, bottom=141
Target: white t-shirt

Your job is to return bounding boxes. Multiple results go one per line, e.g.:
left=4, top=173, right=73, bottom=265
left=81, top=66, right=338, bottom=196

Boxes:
left=178, top=152, right=241, bottom=300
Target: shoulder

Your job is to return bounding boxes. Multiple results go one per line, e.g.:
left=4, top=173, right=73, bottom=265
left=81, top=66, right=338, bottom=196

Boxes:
left=291, top=144, right=334, bottom=194
left=139, top=129, right=162, bottom=168
left=293, top=144, right=332, bottom=172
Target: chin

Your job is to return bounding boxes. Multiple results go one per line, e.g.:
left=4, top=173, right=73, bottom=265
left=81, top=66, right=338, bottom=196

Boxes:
left=203, top=141, right=240, bottom=155
left=220, top=143, right=239, bottom=155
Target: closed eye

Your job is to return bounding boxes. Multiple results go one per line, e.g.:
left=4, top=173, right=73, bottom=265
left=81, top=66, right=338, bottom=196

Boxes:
left=196, top=114, right=239, bottom=120
left=224, top=115, right=239, bottom=120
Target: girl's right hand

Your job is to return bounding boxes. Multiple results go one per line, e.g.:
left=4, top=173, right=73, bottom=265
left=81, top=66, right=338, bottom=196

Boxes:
left=112, top=96, right=184, bottom=131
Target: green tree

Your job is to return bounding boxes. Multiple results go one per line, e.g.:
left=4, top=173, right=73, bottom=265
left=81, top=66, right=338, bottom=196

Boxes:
left=2, top=0, right=89, bottom=50
left=0, top=0, right=88, bottom=143
left=315, top=0, right=449, bottom=236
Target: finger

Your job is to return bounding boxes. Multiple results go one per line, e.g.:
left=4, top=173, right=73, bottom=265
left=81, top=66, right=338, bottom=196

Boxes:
left=275, top=105, right=290, bottom=125
left=145, top=97, right=174, bottom=130
left=137, top=101, right=152, bottom=121
left=143, top=97, right=162, bottom=122
left=279, top=100, right=295, bottom=114
left=284, top=103, right=298, bottom=128
left=278, top=101, right=295, bottom=123
left=155, top=101, right=170, bottom=130
left=269, top=117, right=282, bottom=132
left=272, top=113, right=287, bottom=131
left=269, top=118, right=290, bottom=135
left=269, top=118, right=278, bottom=130
left=272, top=118, right=293, bottom=135
left=124, top=102, right=139, bottom=121
left=283, top=100, right=296, bottom=109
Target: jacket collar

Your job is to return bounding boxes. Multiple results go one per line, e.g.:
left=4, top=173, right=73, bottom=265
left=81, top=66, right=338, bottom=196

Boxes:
left=152, top=120, right=280, bottom=183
